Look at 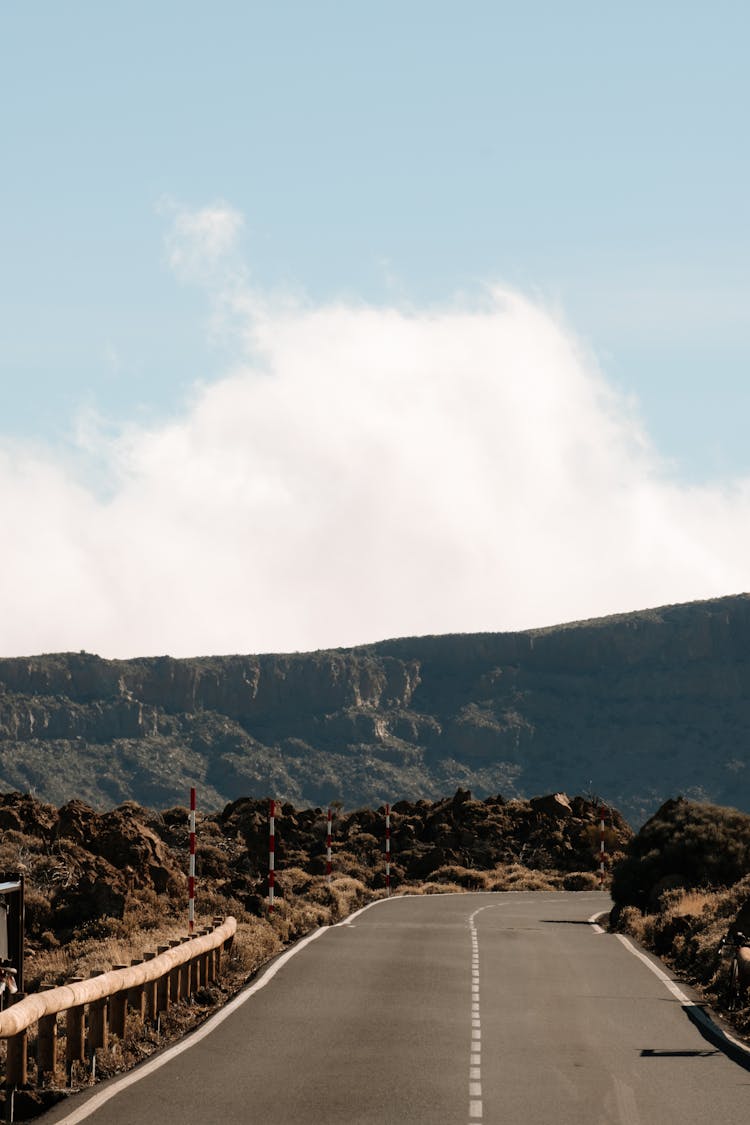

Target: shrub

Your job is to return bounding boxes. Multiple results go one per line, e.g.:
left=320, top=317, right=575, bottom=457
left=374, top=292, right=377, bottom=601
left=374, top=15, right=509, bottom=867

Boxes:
left=488, top=865, right=560, bottom=892
left=406, top=882, right=465, bottom=895
left=429, top=866, right=490, bottom=890
left=611, top=797, right=750, bottom=910
left=562, top=871, right=600, bottom=891
left=24, top=886, right=54, bottom=936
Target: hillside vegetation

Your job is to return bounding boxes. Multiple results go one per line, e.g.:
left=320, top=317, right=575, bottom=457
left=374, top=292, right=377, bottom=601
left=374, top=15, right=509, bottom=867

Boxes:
left=1, top=593, right=750, bottom=823
left=612, top=796, right=750, bottom=1032
left=0, top=788, right=627, bottom=961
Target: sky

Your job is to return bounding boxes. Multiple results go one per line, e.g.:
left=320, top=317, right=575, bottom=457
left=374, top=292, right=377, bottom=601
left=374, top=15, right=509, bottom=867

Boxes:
left=1, top=1, right=749, bottom=658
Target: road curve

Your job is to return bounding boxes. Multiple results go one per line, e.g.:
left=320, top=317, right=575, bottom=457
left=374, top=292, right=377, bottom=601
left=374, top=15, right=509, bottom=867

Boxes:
left=39, top=892, right=750, bottom=1124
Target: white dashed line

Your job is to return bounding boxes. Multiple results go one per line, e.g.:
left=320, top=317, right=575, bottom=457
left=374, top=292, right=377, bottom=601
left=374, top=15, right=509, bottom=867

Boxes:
left=468, top=907, right=488, bottom=1122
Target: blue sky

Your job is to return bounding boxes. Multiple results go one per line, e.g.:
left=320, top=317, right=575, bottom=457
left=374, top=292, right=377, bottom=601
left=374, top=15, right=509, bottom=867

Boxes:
left=1, top=2, right=749, bottom=656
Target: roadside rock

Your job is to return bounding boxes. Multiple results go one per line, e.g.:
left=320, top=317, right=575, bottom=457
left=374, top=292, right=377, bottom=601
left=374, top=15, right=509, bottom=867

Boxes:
left=530, top=793, right=573, bottom=819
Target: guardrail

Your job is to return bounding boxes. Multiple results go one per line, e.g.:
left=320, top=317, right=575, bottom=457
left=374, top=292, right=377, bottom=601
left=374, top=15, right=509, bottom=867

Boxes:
left=0, top=916, right=237, bottom=1089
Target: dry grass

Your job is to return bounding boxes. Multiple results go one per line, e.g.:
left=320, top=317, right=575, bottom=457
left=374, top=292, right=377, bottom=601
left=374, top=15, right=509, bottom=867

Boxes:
left=426, top=865, right=491, bottom=890
left=562, top=871, right=601, bottom=891
left=26, top=872, right=372, bottom=989
left=227, top=920, right=283, bottom=974
left=28, top=915, right=222, bottom=988
left=401, top=882, right=465, bottom=896
left=394, top=863, right=598, bottom=895
left=487, top=864, right=561, bottom=892
left=666, top=890, right=715, bottom=917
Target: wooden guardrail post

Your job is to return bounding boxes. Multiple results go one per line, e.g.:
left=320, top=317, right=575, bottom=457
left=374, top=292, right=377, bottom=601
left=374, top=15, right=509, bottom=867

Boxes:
left=87, top=970, right=108, bottom=1057
left=65, top=979, right=86, bottom=1085
left=88, top=997, right=108, bottom=1053
left=6, top=1030, right=28, bottom=1089
left=127, top=960, right=145, bottom=1024
left=198, top=928, right=211, bottom=987
left=179, top=938, right=191, bottom=1000
left=192, top=933, right=202, bottom=990
left=37, top=1010, right=58, bottom=1085
left=168, top=942, right=183, bottom=1003
left=205, top=945, right=215, bottom=984
left=143, top=952, right=157, bottom=1023
left=156, top=947, right=170, bottom=1014
left=212, top=918, right=224, bottom=979
left=110, top=968, right=128, bottom=1039
left=6, top=995, right=28, bottom=1088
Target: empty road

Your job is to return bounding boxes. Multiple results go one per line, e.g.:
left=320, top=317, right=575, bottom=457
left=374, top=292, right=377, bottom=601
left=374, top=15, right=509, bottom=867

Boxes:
left=40, top=892, right=750, bottom=1124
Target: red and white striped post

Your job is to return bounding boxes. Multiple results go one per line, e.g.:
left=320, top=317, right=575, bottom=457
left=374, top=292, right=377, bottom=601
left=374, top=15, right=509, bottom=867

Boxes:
left=385, top=803, right=391, bottom=896
left=598, top=806, right=606, bottom=886
left=188, top=787, right=196, bottom=933
left=268, top=798, right=276, bottom=914
left=326, top=808, right=333, bottom=884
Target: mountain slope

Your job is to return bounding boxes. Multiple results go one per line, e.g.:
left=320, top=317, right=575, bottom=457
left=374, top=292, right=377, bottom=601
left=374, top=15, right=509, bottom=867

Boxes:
left=1, top=593, right=749, bottom=823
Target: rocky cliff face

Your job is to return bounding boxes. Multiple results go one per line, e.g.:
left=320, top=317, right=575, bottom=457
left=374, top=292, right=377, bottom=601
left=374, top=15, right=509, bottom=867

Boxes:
left=1, top=593, right=749, bottom=824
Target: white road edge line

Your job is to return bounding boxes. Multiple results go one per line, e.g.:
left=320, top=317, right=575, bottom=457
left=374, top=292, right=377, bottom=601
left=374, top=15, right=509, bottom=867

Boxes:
left=588, top=906, right=750, bottom=1059
left=587, top=909, right=607, bottom=934
left=616, top=932, right=750, bottom=1059
left=335, top=897, right=386, bottom=926
left=44, top=926, right=330, bottom=1125
left=616, top=934, right=693, bottom=1003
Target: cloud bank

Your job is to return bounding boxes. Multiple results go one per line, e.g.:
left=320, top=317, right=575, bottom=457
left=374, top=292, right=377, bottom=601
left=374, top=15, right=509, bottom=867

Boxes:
left=2, top=204, right=749, bottom=658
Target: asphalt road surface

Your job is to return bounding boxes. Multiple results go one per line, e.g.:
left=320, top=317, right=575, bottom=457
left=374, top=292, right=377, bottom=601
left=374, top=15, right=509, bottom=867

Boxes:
left=39, top=892, right=750, bottom=1124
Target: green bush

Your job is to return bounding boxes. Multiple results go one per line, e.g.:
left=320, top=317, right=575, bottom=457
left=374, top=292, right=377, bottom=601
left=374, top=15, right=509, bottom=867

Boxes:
left=611, top=797, right=750, bottom=910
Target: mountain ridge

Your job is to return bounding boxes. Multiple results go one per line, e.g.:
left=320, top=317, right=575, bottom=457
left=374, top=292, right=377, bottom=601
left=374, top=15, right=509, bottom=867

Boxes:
left=1, top=592, right=749, bottom=824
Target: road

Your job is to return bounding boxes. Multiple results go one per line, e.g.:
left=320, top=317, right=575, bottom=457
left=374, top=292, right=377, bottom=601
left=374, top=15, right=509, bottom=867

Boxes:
left=39, top=892, right=750, bottom=1124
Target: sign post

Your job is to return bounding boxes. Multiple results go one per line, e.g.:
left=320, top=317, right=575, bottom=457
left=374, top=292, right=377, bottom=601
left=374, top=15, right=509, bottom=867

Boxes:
left=0, top=875, right=24, bottom=1008
left=598, top=807, right=607, bottom=886
left=385, top=804, right=391, bottom=896
left=269, top=799, right=276, bottom=914
left=188, top=788, right=196, bottom=934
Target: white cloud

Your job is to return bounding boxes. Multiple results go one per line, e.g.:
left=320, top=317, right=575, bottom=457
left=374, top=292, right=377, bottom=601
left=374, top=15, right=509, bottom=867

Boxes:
left=1, top=207, right=749, bottom=658
left=162, top=200, right=245, bottom=285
